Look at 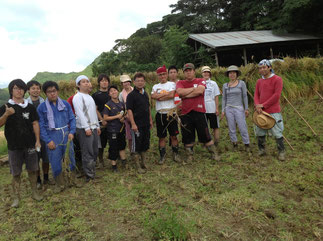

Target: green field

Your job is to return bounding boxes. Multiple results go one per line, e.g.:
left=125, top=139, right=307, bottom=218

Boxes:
left=0, top=95, right=322, bottom=240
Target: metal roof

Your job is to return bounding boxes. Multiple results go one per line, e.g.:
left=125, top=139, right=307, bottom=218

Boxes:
left=189, top=30, right=320, bottom=49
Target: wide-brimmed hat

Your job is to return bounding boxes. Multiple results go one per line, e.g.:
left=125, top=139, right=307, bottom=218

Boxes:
left=226, top=65, right=241, bottom=77
left=253, top=111, right=276, bottom=129
left=201, top=66, right=211, bottom=73
left=120, top=74, right=131, bottom=83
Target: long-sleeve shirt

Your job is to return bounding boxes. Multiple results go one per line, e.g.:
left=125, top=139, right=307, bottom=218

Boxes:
left=254, top=74, right=283, bottom=113
left=72, top=92, right=99, bottom=130
left=37, top=99, right=76, bottom=145
left=222, top=80, right=248, bottom=112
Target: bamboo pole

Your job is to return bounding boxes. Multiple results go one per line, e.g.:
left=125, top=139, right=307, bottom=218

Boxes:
left=283, top=135, right=294, bottom=151
left=282, top=95, right=317, bottom=136
left=314, top=90, right=323, bottom=100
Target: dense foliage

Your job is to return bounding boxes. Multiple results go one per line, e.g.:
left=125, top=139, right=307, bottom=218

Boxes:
left=91, top=0, right=323, bottom=76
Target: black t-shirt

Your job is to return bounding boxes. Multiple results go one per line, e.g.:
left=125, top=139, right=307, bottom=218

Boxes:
left=102, top=100, right=125, bottom=133
left=126, top=88, right=150, bottom=128
left=0, top=103, right=39, bottom=150
left=32, top=99, right=41, bottom=109
left=92, top=90, right=111, bottom=113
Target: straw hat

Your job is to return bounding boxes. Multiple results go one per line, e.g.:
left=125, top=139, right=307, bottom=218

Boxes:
left=225, top=65, right=241, bottom=77
left=201, top=66, right=211, bottom=73
left=253, top=111, right=276, bottom=129
left=120, top=74, right=131, bottom=83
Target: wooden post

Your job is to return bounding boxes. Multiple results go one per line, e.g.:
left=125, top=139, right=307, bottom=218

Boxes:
left=195, top=41, right=197, bottom=52
left=215, top=52, right=219, bottom=66
left=243, top=48, right=247, bottom=66
left=270, top=47, right=274, bottom=59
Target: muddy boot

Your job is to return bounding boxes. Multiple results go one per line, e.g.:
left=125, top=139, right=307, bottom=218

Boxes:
left=207, top=144, right=221, bottom=161
left=158, top=147, right=166, bottom=165
left=28, top=172, right=43, bottom=201
left=257, top=136, right=266, bottom=156
left=172, top=145, right=180, bottom=163
left=185, top=147, right=194, bottom=164
left=121, top=159, right=128, bottom=170
left=36, top=175, right=42, bottom=190
left=11, top=175, right=21, bottom=208
left=70, top=171, right=83, bottom=188
left=98, top=148, right=105, bottom=169
left=232, top=142, right=238, bottom=151
left=54, top=173, right=65, bottom=193
left=140, top=152, right=148, bottom=169
left=276, top=137, right=286, bottom=161
left=133, top=153, right=146, bottom=174
left=43, top=174, right=55, bottom=185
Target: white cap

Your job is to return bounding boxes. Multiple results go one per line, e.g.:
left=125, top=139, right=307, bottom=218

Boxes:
left=75, top=75, right=89, bottom=85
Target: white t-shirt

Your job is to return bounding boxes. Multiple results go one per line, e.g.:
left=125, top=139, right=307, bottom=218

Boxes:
left=152, top=81, right=176, bottom=113
left=73, top=92, right=99, bottom=130
left=204, top=79, right=220, bottom=113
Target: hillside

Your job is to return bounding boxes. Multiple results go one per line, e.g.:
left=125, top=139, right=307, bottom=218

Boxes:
left=31, top=64, right=93, bottom=84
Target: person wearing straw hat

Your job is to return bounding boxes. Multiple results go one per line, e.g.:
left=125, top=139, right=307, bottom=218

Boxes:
left=221, top=65, right=250, bottom=151
left=119, top=74, right=134, bottom=153
left=176, top=63, right=220, bottom=163
left=37, top=81, right=80, bottom=193
left=151, top=65, right=179, bottom=165
left=201, top=66, right=221, bottom=147
left=73, top=75, right=101, bottom=182
left=254, top=59, right=285, bottom=161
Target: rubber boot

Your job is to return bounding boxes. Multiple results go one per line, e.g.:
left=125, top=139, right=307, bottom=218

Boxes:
left=172, top=145, right=180, bottom=163
left=158, top=147, right=166, bottom=165
left=232, top=142, right=238, bottom=151
left=185, top=146, right=194, bottom=164
left=121, top=159, right=128, bottom=170
left=28, top=172, right=43, bottom=201
left=133, top=153, right=146, bottom=174
left=11, top=175, right=21, bottom=208
left=54, top=172, right=65, bottom=193
left=257, top=136, right=266, bottom=156
left=70, top=171, right=83, bottom=188
left=207, top=144, right=221, bottom=161
left=276, top=137, right=286, bottom=161
left=140, top=152, right=148, bottom=169
left=97, top=148, right=105, bottom=169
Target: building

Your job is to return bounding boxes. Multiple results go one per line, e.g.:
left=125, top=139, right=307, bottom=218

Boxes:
left=188, top=30, right=322, bottom=66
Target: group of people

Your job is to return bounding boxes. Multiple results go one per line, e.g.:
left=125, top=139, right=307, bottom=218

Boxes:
left=0, top=59, right=286, bottom=208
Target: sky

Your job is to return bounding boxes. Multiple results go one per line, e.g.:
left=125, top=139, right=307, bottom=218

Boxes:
left=0, top=0, right=178, bottom=87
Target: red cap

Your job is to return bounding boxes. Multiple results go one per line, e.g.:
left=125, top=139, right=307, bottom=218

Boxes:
left=157, top=65, right=167, bottom=74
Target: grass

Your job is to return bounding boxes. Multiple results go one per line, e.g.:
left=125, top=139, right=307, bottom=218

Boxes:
left=0, top=95, right=322, bottom=240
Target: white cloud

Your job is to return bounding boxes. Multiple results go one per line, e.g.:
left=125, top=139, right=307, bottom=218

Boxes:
left=0, top=0, right=178, bottom=86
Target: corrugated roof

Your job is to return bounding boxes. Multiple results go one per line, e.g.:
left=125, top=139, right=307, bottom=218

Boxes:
left=189, top=30, right=320, bottom=49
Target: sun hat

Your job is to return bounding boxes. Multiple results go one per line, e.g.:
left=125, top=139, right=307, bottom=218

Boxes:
left=253, top=111, right=276, bottom=129
left=156, top=65, right=167, bottom=74
left=201, top=66, right=211, bottom=73
left=183, top=63, right=195, bottom=71
left=120, top=74, right=131, bottom=83
left=75, top=75, right=89, bottom=85
left=226, top=65, right=241, bottom=77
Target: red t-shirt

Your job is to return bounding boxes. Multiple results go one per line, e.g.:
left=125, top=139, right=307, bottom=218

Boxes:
left=67, top=95, right=75, bottom=114
left=254, top=74, right=283, bottom=114
left=176, top=78, right=206, bottom=115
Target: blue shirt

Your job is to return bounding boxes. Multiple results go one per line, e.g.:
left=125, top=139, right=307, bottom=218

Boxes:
left=37, top=99, right=76, bottom=145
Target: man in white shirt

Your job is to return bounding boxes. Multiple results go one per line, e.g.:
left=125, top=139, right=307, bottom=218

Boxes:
left=73, top=75, right=101, bottom=182
left=151, top=65, right=179, bottom=164
left=202, top=66, right=221, bottom=147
